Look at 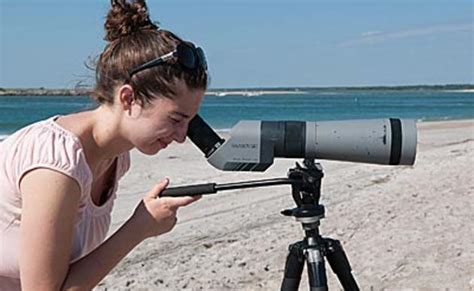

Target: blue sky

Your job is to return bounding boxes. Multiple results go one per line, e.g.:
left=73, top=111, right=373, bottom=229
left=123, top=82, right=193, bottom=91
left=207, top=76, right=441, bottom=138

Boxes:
left=1, top=0, right=473, bottom=89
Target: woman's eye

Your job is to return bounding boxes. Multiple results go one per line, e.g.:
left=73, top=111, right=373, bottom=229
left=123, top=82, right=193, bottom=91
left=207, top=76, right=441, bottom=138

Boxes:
left=170, top=117, right=181, bottom=124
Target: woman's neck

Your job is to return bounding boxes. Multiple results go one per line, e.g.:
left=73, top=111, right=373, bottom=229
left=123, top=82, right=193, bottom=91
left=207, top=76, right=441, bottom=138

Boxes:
left=56, top=107, right=133, bottom=174
left=86, top=107, right=134, bottom=169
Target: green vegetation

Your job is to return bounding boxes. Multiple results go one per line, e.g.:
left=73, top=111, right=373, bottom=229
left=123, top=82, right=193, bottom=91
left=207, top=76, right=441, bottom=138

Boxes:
left=0, top=87, right=91, bottom=96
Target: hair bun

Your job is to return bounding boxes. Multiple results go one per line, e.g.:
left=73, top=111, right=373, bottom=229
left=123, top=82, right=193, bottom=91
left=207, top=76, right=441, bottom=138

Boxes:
left=105, top=0, right=159, bottom=42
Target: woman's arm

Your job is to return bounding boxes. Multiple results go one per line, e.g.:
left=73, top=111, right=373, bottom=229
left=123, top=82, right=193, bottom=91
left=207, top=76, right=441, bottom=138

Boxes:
left=20, top=170, right=199, bottom=291
left=19, top=168, right=82, bottom=290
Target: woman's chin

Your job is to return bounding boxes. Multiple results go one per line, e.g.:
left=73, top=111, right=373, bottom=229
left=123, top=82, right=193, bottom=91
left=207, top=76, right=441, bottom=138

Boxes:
left=137, top=141, right=165, bottom=155
left=138, top=147, right=161, bottom=155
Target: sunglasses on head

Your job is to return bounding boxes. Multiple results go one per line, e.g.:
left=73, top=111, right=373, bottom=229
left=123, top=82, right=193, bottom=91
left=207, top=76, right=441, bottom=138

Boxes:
left=128, top=42, right=208, bottom=79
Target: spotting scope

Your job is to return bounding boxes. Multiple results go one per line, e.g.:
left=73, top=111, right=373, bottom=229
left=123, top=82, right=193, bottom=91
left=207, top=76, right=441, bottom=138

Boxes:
left=187, top=115, right=417, bottom=172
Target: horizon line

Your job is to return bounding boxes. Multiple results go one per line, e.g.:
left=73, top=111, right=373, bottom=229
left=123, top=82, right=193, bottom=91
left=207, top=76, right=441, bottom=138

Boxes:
left=1, top=83, right=473, bottom=91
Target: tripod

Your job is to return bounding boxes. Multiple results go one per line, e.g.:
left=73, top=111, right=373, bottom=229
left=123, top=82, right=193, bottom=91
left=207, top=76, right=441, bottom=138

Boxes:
left=161, top=159, right=359, bottom=290
left=280, top=159, right=359, bottom=291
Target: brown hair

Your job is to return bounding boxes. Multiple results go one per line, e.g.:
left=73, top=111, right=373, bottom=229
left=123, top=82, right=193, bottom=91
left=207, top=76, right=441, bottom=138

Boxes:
left=92, top=0, right=208, bottom=106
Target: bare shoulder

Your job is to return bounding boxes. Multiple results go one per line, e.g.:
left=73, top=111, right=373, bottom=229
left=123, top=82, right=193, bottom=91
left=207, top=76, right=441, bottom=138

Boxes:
left=20, top=168, right=82, bottom=201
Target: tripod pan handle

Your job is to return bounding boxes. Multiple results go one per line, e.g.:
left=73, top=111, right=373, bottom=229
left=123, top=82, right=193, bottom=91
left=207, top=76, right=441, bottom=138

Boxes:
left=160, top=183, right=217, bottom=197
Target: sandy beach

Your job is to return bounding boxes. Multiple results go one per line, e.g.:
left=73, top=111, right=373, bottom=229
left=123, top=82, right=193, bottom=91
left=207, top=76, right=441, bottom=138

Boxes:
left=96, top=119, right=474, bottom=290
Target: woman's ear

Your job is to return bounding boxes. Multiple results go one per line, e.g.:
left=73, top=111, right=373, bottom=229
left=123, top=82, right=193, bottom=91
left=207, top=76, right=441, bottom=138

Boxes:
left=117, top=85, right=143, bottom=118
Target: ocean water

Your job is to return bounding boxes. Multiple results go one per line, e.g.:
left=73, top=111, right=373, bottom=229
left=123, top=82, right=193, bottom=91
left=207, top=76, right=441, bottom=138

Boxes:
left=0, top=90, right=473, bottom=139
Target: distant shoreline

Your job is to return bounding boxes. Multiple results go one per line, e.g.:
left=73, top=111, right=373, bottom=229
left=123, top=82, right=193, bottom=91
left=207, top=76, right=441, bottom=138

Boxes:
left=1, top=84, right=473, bottom=96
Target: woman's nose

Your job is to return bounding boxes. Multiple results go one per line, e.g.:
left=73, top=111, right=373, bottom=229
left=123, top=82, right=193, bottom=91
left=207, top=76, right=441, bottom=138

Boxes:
left=173, top=122, right=188, bottom=143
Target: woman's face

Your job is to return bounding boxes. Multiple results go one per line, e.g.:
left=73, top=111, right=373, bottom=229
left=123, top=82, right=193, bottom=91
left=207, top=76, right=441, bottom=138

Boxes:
left=123, top=80, right=205, bottom=155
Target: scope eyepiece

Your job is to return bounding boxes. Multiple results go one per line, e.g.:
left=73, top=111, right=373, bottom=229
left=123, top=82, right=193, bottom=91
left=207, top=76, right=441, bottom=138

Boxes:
left=187, top=115, right=225, bottom=158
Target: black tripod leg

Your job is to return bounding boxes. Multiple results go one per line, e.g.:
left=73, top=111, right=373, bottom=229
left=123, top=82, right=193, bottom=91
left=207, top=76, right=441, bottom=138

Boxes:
left=305, top=247, right=328, bottom=291
left=325, top=239, right=359, bottom=291
left=281, top=241, right=305, bottom=291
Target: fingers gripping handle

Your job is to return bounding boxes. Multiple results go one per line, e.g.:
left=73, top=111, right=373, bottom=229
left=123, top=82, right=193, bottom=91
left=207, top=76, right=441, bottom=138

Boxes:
left=160, top=183, right=217, bottom=197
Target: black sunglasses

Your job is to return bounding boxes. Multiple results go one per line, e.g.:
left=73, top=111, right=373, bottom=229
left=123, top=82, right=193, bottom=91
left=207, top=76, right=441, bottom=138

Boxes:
left=128, top=42, right=208, bottom=79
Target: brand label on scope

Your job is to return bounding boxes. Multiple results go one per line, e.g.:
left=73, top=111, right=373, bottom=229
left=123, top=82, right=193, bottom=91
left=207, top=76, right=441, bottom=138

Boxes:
left=231, top=143, right=258, bottom=149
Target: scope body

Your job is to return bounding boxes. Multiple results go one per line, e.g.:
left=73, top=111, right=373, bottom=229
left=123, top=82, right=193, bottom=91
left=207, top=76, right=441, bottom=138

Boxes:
left=187, top=116, right=417, bottom=172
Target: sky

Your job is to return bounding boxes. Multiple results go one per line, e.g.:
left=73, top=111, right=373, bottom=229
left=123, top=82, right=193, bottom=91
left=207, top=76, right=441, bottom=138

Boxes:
left=0, top=0, right=473, bottom=89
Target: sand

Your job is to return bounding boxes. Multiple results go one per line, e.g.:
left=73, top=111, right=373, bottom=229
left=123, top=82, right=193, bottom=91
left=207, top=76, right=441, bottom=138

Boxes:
left=95, top=119, right=474, bottom=290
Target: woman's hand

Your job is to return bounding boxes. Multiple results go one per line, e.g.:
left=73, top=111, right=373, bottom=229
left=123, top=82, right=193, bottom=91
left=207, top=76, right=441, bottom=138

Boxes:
left=131, top=178, right=201, bottom=239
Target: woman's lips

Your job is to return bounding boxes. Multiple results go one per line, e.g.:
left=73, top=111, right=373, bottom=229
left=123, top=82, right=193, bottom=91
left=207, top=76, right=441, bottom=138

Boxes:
left=157, top=139, right=168, bottom=149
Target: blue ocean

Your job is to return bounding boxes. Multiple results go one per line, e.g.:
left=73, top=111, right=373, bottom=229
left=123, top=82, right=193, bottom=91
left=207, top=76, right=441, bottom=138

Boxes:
left=0, top=90, right=473, bottom=139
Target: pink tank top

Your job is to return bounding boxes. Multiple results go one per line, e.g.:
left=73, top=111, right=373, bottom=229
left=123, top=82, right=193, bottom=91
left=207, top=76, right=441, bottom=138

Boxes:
left=0, top=115, right=130, bottom=288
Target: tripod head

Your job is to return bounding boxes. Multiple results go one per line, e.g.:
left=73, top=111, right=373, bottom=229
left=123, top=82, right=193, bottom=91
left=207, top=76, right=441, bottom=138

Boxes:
left=288, top=159, right=323, bottom=206
left=280, top=159, right=326, bottom=221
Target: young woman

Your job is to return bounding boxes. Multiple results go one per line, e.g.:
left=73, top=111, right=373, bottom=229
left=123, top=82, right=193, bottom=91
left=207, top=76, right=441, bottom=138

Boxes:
left=0, top=0, right=208, bottom=289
